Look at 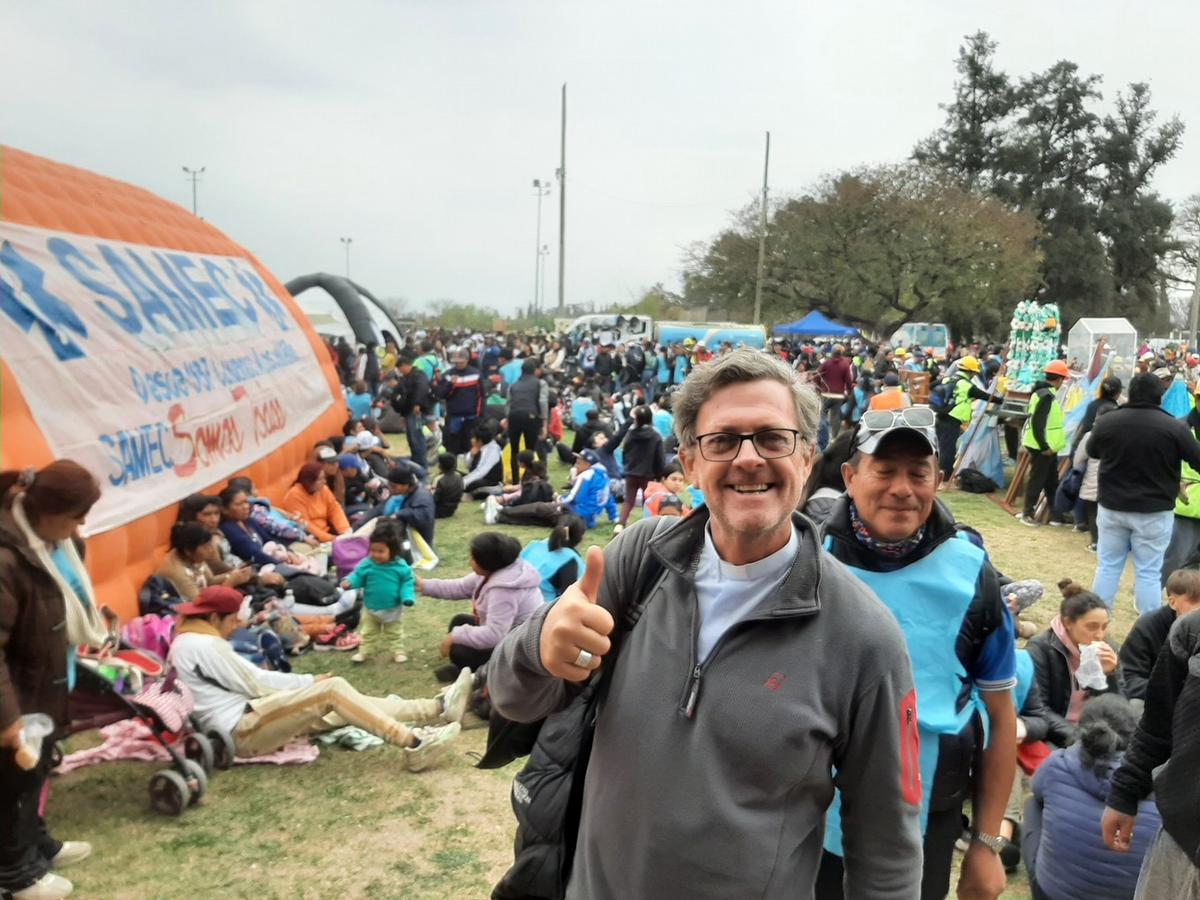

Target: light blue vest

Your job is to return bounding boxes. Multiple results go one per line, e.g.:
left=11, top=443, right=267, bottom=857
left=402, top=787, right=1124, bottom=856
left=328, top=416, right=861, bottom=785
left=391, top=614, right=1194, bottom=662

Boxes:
left=520, top=539, right=584, bottom=602
left=822, top=532, right=986, bottom=853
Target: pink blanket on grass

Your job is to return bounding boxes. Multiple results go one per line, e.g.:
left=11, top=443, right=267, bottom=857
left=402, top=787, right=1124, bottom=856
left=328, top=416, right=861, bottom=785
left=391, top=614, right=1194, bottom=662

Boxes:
left=54, top=719, right=319, bottom=774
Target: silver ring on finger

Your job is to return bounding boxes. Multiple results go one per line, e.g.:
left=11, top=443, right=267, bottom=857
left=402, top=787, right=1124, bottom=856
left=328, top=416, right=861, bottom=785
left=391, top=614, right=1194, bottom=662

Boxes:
left=573, top=649, right=594, bottom=669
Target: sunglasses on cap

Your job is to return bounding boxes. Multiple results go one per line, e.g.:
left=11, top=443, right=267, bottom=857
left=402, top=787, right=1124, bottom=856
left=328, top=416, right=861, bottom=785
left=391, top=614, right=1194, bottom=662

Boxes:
left=855, top=407, right=938, bottom=456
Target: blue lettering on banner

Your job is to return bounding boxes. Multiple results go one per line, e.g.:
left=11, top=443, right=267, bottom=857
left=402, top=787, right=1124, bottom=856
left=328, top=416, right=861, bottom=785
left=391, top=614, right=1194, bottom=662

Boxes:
left=0, top=240, right=89, bottom=360
left=100, top=245, right=183, bottom=336
left=234, top=266, right=289, bottom=331
left=129, top=358, right=214, bottom=404
left=99, top=421, right=175, bottom=487
left=203, top=259, right=257, bottom=324
left=49, top=237, right=140, bottom=339
left=167, top=254, right=239, bottom=327
left=151, top=251, right=219, bottom=330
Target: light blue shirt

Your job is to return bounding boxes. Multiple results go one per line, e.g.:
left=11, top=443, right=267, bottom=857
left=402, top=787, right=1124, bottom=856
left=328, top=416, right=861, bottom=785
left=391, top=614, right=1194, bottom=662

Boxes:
left=51, top=546, right=92, bottom=691
left=694, top=525, right=798, bottom=663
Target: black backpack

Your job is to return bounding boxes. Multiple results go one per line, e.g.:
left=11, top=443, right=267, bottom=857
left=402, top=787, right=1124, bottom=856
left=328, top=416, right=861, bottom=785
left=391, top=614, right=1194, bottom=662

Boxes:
left=486, top=520, right=669, bottom=900
left=138, top=575, right=182, bottom=617
left=957, top=467, right=998, bottom=494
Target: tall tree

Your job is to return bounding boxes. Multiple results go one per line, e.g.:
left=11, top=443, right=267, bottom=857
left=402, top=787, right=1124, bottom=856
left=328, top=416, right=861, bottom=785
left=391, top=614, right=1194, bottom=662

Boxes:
left=914, top=31, right=1013, bottom=190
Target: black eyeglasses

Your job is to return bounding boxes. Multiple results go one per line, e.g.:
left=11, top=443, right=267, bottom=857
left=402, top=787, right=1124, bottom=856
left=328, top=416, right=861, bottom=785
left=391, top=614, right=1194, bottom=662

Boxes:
left=694, top=428, right=802, bottom=461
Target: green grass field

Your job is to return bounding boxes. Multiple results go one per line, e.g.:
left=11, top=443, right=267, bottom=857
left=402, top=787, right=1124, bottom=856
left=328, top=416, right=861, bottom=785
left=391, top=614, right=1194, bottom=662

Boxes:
left=50, top=444, right=1142, bottom=899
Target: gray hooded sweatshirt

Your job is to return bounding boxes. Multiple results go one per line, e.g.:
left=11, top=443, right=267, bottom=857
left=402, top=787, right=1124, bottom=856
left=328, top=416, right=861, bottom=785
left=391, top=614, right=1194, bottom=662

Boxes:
left=489, top=510, right=922, bottom=899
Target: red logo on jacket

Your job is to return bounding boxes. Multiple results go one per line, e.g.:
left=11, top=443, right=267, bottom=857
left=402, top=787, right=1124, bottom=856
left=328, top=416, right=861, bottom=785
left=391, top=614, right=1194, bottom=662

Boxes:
left=764, top=672, right=786, bottom=692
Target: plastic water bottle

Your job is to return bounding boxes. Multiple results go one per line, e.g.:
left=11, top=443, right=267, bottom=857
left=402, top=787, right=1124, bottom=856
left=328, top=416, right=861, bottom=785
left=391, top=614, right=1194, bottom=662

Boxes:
left=15, top=713, right=53, bottom=770
left=283, top=588, right=296, bottom=610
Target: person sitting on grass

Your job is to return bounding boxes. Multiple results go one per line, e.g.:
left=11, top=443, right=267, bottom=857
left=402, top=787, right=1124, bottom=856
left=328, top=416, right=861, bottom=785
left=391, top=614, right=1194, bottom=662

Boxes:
left=462, top=426, right=505, bottom=499
left=491, top=449, right=619, bottom=529
left=415, top=533, right=542, bottom=683
left=155, top=522, right=220, bottom=601
left=169, top=586, right=469, bottom=772
left=641, top=462, right=694, bottom=518
left=345, top=379, right=374, bottom=423
left=483, top=460, right=555, bottom=524
left=281, top=463, right=351, bottom=543
left=340, top=522, right=414, bottom=665
left=519, top=514, right=587, bottom=601
left=379, top=467, right=435, bottom=548
left=432, top=453, right=464, bottom=519
left=225, top=476, right=318, bottom=549
left=1023, top=694, right=1160, bottom=900
left=176, top=494, right=255, bottom=590
left=1119, top=568, right=1200, bottom=707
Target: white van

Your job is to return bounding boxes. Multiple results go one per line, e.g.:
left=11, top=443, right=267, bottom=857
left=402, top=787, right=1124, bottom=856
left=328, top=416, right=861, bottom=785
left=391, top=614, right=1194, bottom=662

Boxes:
left=890, top=322, right=950, bottom=358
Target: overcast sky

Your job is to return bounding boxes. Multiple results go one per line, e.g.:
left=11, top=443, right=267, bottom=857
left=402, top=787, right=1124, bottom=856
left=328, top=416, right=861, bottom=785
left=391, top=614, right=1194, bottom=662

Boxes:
left=5, top=1, right=1199, bottom=317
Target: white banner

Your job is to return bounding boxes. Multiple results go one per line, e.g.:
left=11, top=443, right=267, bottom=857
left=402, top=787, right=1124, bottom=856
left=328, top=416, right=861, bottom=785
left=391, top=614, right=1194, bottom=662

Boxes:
left=0, top=222, right=333, bottom=535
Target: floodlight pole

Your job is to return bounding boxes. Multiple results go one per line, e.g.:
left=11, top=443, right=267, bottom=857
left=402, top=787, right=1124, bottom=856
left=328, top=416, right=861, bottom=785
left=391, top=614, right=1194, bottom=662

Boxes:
left=752, top=132, right=770, bottom=325
left=182, top=165, right=205, bottom=216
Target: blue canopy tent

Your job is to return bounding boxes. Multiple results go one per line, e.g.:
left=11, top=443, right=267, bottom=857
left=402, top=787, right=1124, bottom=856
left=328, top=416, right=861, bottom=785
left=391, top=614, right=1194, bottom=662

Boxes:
left=773, top=310, right=859, bottom=338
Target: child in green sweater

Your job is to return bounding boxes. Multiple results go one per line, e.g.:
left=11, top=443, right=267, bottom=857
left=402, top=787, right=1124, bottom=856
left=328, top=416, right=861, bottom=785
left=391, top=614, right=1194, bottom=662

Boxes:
left=341, top=523, right=414, bottom=663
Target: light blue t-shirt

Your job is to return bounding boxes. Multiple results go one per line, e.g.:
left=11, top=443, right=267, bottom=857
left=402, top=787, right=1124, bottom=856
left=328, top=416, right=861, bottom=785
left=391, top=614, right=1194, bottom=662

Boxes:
left=694, top=525, right=798, bottom=662
left=51, top=546, right=92, bottom=690
left=652, top=409, right=674, bottom=440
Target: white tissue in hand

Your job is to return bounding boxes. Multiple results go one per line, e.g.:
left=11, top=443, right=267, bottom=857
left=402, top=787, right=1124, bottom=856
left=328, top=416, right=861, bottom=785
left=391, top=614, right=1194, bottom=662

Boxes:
left=1077, top=643, right=1109, bottom=691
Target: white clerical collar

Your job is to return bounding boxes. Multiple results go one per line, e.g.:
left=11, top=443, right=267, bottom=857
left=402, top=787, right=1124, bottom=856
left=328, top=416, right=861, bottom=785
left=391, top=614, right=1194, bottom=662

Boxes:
left=701, top=524, right=798, bottom=582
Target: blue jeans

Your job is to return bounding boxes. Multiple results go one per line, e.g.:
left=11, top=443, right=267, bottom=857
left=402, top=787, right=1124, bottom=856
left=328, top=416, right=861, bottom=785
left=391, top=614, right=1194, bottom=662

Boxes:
left=405, top=414, right=429, bottom=466
left=1091, top=506, right=1173, bottom=615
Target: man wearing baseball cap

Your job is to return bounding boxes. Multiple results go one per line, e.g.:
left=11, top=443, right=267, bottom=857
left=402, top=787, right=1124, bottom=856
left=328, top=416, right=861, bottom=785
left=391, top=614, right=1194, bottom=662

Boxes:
left=1017, top=360, right=1070, bottom=526
left=817, top=408, right=1017, bottom=900
left=168, top=587, right=467, bottom=772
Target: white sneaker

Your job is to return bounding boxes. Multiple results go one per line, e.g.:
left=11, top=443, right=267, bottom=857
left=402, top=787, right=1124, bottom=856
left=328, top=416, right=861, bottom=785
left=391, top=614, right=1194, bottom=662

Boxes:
left=350, top=652, right=367, bottom=663
left=483, top=495, right=500, bottom=525
left=14, top=873, right=73, bottom=898
left=50, top=842, right=91, bottom=869
left=1015, top=514, right=1040, bottom=527
left=612, top=523, right=624, bottom=534
left=440, top=666, right=473, bottom=723
left=403, top=722, right=461, bottom=772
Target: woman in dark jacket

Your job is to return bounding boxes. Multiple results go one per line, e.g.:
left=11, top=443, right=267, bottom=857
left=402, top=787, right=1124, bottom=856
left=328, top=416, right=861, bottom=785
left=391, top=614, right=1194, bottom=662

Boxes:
left=1069, top=376, right=1121, bottom=457
left=618, top=405, right=665, bottom=527
left=0, top=461, right=104, bottom=899
left=1025, top=580, right=1125, bottom=748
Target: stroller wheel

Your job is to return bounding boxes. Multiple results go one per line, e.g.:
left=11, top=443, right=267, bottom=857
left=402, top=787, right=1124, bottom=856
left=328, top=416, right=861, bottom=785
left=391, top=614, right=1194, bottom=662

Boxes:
left=207, top=731, right=235, bottom=770
left=181, top=759, right=208, bottom=807
left=149, top=770, right=189, bottom=816
left=184, top=733, right=215, bottom=774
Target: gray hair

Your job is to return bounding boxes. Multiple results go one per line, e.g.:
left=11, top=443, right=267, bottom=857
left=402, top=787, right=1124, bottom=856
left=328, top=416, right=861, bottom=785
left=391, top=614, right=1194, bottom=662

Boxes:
left=672, top=349, right=820, bottom=447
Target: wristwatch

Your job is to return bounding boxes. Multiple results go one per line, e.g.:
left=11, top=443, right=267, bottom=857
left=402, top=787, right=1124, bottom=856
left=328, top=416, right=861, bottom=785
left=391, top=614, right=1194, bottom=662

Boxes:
left=971, top=830, right=1007, bottom=854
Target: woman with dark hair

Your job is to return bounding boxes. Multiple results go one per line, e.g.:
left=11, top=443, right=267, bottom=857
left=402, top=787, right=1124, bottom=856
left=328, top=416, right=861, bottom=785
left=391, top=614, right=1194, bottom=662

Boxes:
left=1026, top=580, right=1125, bottom=745
left=618, top=405, right=665, bottom=528
left=155, top=522, right=220, bottom=601
left=0, top=461, right=106, bottom=899
left=280, top=463, right=350, bottom=543
left=800, top=429, right=856, bottom=526
left=177, top=494, right=253, bottom=589
left=416, top=532, right=542, bottom=682
left=1070, top=375, right=1123, bottom=457
left=520, top=514, right=587, bottom=601
left=1022, top=694, right=1160, bottom=900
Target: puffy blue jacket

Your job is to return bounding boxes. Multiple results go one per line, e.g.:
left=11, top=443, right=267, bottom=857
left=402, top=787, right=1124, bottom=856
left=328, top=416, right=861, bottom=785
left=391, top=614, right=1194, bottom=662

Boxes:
left=560, top=464, right=617, bottom=529
left=1026, top=745, right=1161, bottom=900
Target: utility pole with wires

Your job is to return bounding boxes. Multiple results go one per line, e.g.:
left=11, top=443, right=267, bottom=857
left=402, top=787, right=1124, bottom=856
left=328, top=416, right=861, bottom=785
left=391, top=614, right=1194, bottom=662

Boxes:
left=556, top=82, right=567, bottom=315
left=339, top=237, right=352, bottom=278
left=752, top=131, right=770, bottom=326
left=181, top=165, right=205, bottom=216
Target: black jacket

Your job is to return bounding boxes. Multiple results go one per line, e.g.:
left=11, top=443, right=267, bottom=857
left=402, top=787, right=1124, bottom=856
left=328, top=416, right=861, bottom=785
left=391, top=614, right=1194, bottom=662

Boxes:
left=390, top=367, right=435, bottom=416
left=620, top=425, right=665, bottom=480
left=1088, top=403, right=1200, bottom=513
left=1118, top=605, right=1177, bottom=702
left=390, top=486, right=435, bottom=546
left=1069, top=396, right=1119, bottom=456
left=1017, top=671, right=1062, bottom=745
left=1025, top=629, right=1125, bottom=747
left=433, top=472, right=464, bottom=519
left=1108, top=609, right=1200, bottom=863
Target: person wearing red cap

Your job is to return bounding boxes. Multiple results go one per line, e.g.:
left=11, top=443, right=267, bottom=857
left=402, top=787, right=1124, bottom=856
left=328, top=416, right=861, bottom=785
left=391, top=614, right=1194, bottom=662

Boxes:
left=168, top=587, right=469, bottom=772
left=1018, top=361, right=1070, bottom=527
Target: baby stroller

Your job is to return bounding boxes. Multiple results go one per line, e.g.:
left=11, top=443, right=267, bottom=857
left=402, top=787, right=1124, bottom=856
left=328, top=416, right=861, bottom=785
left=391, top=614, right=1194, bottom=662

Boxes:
left=59, top=646, right=232, bottom=816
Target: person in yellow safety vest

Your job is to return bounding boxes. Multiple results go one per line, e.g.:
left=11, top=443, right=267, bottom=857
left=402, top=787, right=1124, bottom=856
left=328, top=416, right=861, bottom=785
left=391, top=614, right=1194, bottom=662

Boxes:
left=934, top=356, right=1003, bottom=486
left=1017, top=360, right=1070, bottom=526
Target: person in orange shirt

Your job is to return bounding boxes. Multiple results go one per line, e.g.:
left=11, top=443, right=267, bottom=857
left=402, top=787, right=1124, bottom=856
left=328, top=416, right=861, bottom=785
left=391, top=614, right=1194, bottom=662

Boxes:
left=868, top=373, right=911, bottom=412
left=281, top=463, right=351, bottom=543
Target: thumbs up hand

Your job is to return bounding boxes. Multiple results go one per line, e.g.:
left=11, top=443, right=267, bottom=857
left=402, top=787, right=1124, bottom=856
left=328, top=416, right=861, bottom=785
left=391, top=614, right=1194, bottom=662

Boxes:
left=539, top=546, right=614, bottom=682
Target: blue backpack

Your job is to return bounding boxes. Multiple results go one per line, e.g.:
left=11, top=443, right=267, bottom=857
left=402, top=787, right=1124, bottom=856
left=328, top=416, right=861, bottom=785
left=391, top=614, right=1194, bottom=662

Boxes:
left=928, top=377, right=953, bottom=413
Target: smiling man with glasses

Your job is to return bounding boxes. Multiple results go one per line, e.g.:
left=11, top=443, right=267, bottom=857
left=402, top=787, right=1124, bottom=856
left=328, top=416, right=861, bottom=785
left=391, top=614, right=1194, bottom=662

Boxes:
left=489, top=349, right=922, bottom=899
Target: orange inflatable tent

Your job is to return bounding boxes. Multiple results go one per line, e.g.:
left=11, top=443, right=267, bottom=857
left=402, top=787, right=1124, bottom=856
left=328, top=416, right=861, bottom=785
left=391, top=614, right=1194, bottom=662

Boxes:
left=0, top=147, right=346, bottom=619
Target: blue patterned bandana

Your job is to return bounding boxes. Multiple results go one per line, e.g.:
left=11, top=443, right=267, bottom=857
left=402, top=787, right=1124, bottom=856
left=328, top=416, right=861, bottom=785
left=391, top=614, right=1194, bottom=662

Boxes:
left=848, top=501, right=925, bottom=559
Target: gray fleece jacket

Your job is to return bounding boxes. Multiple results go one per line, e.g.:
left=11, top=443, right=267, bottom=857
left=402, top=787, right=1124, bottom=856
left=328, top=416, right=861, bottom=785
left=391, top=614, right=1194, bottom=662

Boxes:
left=488, top=510, right=922, bottom=899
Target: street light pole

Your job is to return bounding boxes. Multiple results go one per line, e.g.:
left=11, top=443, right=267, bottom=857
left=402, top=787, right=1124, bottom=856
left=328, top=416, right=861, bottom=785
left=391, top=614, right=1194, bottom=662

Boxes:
left=556, top=82, right=567, bottom=315
left=539, top=244, right=549, bottom=317
left=181, top=165, right=205, bottom=216
left=532, top=179, right=552, bottom=314
left=752, top=131, right=770, bottom=326
left=340, top=237, right=352, bottom=278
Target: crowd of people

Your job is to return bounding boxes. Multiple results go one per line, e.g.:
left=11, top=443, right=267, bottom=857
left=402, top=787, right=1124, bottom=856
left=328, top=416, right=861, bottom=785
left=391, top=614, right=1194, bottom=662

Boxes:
left=4, top=322, right=1200, bottom=898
